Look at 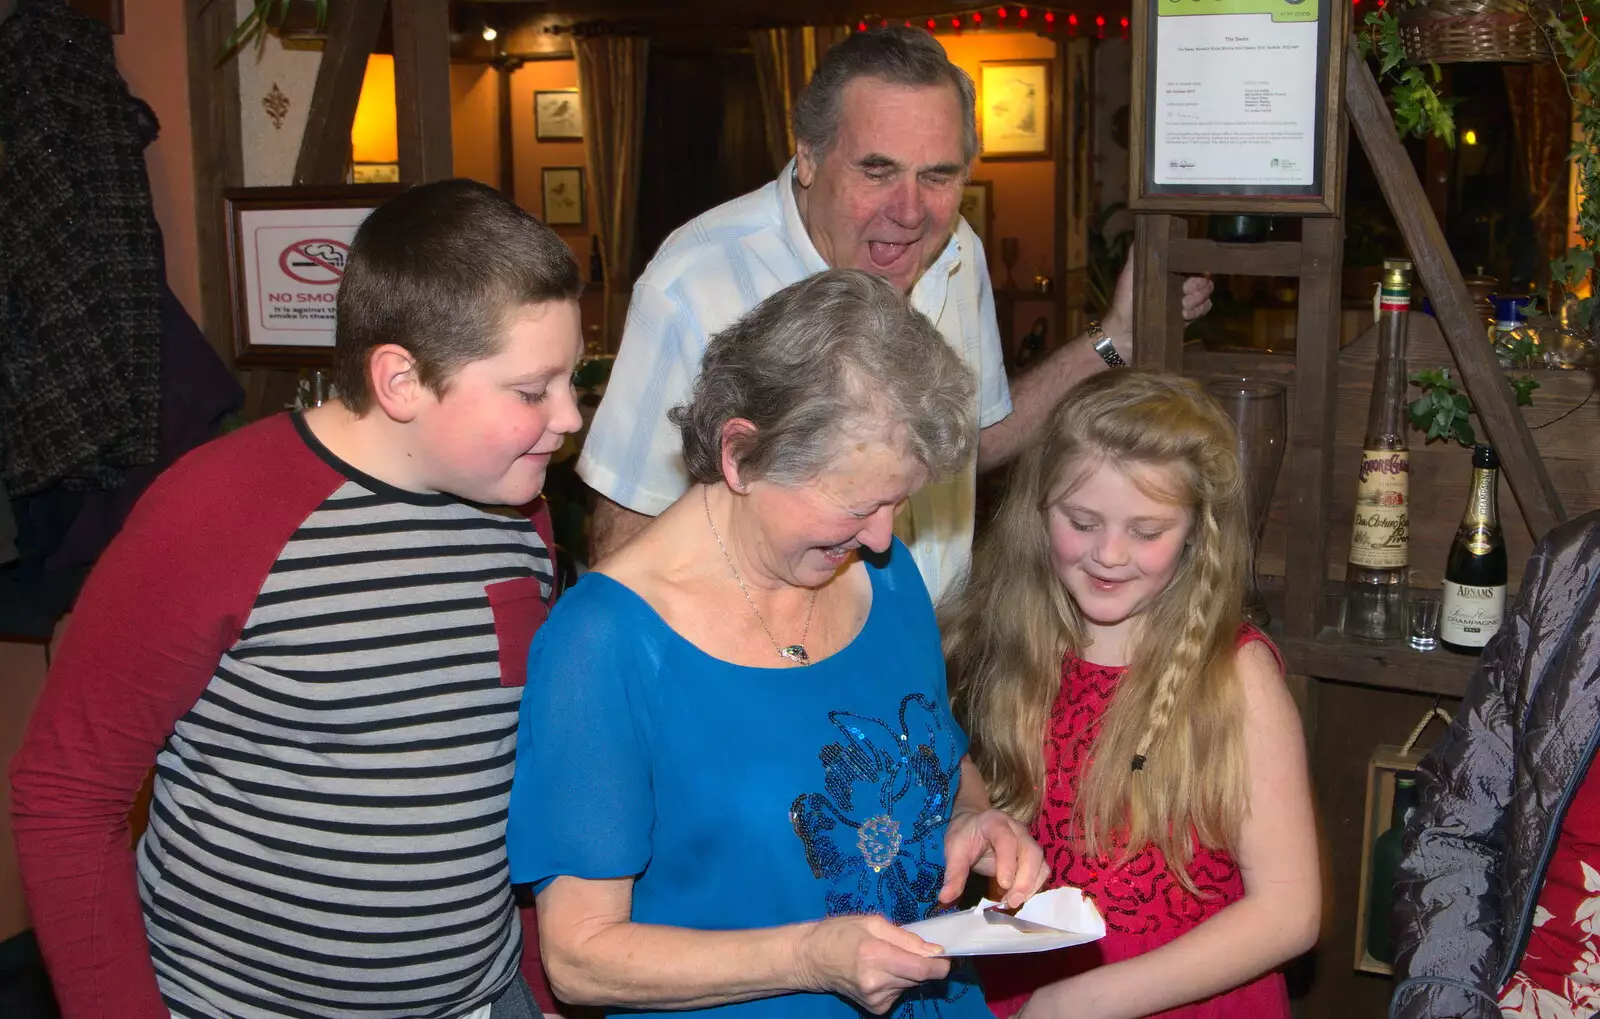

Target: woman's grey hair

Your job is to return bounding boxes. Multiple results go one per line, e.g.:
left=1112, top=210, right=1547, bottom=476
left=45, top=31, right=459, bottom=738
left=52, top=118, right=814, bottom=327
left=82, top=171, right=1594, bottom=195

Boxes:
left=792, top=27, right=978, bottom=165
left=670, top=269, right=977, bottom=488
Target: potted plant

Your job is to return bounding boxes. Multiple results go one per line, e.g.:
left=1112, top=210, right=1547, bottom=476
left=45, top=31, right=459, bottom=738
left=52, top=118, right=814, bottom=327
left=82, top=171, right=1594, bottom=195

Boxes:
left=1361, top=0, right=1599, bottom=339
left=212, top=0, right=329, bottom=61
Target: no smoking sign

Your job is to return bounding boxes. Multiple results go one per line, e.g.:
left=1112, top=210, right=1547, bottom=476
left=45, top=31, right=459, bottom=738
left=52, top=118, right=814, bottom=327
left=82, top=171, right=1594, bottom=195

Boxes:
left=279, top=238, right=349, bottom=285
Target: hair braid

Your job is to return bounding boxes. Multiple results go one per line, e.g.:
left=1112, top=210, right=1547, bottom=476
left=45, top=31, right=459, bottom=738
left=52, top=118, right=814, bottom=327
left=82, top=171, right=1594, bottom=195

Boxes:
left=1132, top=504, right=1224, bottom=771
left=946, top=369, right=1255, bottom=896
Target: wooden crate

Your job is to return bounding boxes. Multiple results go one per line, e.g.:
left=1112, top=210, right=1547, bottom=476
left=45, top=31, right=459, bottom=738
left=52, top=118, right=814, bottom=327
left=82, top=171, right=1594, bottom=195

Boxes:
left=1351, top=707, right=1454, bottom=975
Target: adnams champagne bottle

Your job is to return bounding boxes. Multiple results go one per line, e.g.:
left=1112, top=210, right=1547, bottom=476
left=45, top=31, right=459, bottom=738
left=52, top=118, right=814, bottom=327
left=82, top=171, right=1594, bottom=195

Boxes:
left=1440, top=445, right=1508, bottom=655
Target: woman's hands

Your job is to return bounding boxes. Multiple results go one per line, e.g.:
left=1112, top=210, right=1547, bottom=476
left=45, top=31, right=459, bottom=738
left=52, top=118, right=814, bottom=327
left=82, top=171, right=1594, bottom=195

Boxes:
left=796, top=915, right=950, bottom=1014
left=940, top=758, right=1048, bottom=908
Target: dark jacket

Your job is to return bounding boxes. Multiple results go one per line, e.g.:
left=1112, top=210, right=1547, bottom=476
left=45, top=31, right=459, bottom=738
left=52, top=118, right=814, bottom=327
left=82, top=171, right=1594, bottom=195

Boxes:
left=1390, top=510, right=1600, bottom=1019
left=0, top=0, right=163, bottom=495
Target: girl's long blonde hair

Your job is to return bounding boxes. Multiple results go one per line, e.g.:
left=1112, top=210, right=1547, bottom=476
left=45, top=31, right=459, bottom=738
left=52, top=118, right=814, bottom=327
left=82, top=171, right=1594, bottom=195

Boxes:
left=943, top=369, right=1252, bottom=885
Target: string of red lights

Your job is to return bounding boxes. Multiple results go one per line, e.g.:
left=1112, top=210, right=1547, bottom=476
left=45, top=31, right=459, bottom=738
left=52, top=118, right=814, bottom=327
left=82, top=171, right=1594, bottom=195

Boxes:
left=850, top=7, right=1130, bottom=40
left=851, top=0, right=1387, bottom=40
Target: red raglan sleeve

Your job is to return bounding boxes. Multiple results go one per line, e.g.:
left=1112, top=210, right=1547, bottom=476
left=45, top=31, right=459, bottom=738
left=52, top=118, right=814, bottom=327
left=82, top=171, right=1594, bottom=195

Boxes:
left=8, top=416, right=339, bottom=1019
left=512, top=494, right=562, bottom=1015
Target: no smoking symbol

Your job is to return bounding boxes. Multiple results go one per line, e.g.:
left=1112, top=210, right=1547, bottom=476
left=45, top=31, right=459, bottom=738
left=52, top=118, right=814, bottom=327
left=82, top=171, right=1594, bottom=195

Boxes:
left=280, top=238, right=349, bottom=285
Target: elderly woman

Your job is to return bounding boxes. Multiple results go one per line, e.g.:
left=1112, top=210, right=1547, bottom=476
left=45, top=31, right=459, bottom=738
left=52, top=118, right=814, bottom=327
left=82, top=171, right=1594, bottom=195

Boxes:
left=506, top=269, right=1045, bottom=1019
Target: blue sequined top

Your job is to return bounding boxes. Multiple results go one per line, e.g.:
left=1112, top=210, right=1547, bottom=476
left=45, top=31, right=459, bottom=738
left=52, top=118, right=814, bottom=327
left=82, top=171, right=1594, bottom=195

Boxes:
left=507, top=539, right=985, bottom=1019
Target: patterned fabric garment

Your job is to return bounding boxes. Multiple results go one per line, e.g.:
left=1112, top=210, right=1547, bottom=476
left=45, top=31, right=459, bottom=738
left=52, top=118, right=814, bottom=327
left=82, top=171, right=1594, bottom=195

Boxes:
left=979, top=630, right=1291, bottom=1019
left=507, top=539, right=990, bottom=1019
left=1497, top=753, right=1600, bottom=1018
left=0, top=0, right=163, bottom=493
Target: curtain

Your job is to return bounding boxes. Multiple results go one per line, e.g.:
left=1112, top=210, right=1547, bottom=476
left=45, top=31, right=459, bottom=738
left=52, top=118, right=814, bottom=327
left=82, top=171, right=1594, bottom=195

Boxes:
left=575, top=34, right=649, bottom=352
left=749, top=26, right=848, bottom=174
left=1502, top=61, right=1572, bottom=281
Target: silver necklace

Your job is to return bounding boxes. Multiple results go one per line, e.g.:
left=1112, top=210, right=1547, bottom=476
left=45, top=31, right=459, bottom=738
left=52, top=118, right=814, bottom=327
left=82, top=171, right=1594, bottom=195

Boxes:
left=703, top=487, right=817, bottom=665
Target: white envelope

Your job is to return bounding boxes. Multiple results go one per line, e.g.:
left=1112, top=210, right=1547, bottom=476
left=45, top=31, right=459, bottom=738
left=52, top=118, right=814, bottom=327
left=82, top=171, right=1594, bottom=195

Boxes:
left=902, top=886, right=1106, bottom=957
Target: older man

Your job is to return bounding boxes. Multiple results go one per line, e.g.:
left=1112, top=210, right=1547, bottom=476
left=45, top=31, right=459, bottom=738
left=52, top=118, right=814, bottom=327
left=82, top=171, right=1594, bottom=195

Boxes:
left=579, top=26, right=1212, bottom=597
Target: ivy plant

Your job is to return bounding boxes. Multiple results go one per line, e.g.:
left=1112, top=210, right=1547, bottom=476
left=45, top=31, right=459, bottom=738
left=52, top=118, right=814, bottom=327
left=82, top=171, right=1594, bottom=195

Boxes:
left=1408, top=367, right=1541, bottom=446
left=1361, top=0, right=1600, bottom=335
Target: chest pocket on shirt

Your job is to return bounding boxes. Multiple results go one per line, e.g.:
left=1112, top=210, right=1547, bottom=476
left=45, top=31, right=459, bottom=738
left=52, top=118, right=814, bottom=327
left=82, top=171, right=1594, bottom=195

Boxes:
left=486, top=576, right=549, bottom=687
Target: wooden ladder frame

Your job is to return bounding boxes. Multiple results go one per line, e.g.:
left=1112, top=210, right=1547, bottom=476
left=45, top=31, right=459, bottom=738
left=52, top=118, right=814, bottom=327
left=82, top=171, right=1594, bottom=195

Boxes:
left=1132, top=43, right=1567, bottom=642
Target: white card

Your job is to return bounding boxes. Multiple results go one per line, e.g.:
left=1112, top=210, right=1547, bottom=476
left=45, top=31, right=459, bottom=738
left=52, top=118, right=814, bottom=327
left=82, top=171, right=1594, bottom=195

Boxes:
left=902, top=886, right=1106, bottom=957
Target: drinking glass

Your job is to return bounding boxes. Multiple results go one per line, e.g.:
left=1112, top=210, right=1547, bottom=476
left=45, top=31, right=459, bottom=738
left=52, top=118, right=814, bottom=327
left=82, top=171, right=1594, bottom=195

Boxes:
left=1408, top=595, right=1441, bottom=652
left=1206, top=379, right=1288, bottom=627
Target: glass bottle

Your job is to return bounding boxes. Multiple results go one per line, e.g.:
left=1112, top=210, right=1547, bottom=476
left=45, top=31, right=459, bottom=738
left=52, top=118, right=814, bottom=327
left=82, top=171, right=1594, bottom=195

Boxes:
left=1015, top=316, right=1048, bottom=369
left=1342, top=258, right=1413, bottom=644
left=1365, top=771, right=1419, bottom=965
left=1440, top=445, right=1508, bottom=655
left=1489, top=295, right=1539, bottom=368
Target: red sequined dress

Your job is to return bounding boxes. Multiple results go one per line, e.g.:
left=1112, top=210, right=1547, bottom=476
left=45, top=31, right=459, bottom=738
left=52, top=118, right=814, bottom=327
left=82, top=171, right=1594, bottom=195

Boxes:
left=979, top=628, right=1292, bottom=1019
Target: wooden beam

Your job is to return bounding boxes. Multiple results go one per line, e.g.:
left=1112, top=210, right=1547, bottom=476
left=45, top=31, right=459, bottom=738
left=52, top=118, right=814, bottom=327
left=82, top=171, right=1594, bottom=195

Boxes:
left=1168, top=239, right=1303, bottom=278
left=1285, top=216, right=1345, bottom=639
left=185, top=0, right=244, bottom=363
left=494, top=56, right=525, bottom=199
left=1131, top=213, right=1187, bottom=369
left=293, top=0, right=387, bottom=186
left=393, top=0, right=454, bottom=184
left=1054, top=34, right=1070, bottom=339
left=1345, top=43, right=1566, bottom=540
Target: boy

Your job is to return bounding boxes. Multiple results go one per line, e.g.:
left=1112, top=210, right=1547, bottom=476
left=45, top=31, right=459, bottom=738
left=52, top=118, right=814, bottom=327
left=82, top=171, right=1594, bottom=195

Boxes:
left=10, top=179, right=584, bottom=1019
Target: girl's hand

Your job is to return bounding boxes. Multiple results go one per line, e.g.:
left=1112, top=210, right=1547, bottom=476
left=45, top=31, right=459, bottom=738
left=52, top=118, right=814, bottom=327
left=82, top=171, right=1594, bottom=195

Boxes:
left=795, top=915, right=950, bottom=1014
left=939, top=807, right=1048, bottom=908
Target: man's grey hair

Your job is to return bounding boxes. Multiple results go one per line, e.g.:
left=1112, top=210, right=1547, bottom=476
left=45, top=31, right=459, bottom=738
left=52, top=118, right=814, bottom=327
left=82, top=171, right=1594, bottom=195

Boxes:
left=670, top=269, right=977, bottom=489
left=791, top=27, right=978, bottom=165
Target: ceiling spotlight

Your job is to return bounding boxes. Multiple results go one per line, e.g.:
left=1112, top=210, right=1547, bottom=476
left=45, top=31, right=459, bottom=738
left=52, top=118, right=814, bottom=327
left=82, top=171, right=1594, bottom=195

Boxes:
left=482, top=25, right=498, bottom=41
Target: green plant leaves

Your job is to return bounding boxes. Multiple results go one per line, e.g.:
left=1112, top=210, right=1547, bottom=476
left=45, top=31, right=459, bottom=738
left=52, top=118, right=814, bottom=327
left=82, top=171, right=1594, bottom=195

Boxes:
left=1363, top=5, right=1458, bottom=146
left=209, top=0, right=329, bottom=65
left=1408, top=366, right=1541, bottom=446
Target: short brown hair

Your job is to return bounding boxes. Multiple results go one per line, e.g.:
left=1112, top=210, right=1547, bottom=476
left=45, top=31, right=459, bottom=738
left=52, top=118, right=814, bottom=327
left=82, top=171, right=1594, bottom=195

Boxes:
left=333, top=179, right=583, bottom=413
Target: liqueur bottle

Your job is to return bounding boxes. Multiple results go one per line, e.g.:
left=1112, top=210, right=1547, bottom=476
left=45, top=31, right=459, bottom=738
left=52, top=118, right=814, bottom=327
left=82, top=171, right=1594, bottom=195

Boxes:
left=1365, top=771, right=1419, bottom=965
left=1341, top=258, right=1414, bottom=643
left=1440, top=445, right=1508, bottom=655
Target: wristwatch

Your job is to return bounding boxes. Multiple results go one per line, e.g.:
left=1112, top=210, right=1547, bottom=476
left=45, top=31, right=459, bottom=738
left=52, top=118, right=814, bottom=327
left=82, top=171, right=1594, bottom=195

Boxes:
left=1087, top=320, right=1128, bottom=368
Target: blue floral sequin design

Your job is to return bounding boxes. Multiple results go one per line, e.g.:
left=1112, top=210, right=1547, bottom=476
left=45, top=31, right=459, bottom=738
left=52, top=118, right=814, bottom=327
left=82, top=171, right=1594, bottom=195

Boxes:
left=790, top=693, right=975, bottom=1019
left=790, top=693, right=961, bottom=923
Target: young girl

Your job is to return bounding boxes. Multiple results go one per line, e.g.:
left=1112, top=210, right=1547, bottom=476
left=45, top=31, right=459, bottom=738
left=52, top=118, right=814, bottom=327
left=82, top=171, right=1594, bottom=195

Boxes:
left=944, top=369, right=1319, bottom=1019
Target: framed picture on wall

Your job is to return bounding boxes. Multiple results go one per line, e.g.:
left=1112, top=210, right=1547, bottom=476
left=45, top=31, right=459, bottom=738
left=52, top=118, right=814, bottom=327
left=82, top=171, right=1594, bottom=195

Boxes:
left=960, top=180, right=993, bottom=253
left=1128, top=0, right=1342, bottom=213
left=979, top=60, right=1053, bottom=160
left=224, top=185, right=406, bottom=368
left=351, top=162, right=400, bottom=184
left=534, top=89, right=584, bottom=141
left=542, top=167, right=585, bottom=227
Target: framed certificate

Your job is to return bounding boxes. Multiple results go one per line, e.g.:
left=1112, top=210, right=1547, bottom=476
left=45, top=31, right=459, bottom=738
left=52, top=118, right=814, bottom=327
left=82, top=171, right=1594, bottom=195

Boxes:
left=1129, top=0, right=1347, bottom=214
left=224, top=185, right=405, bottom=367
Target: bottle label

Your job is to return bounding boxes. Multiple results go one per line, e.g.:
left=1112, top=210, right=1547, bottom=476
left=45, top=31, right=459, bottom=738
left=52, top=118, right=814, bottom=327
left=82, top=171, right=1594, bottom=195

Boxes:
left=1441, top=581, right=1507, bottom=647
left=1463, top=524, right=1495, bottom=556
left=1380, top=286, right=1410, bottom=314
left=1350, top=450, right=1410, bottom=568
